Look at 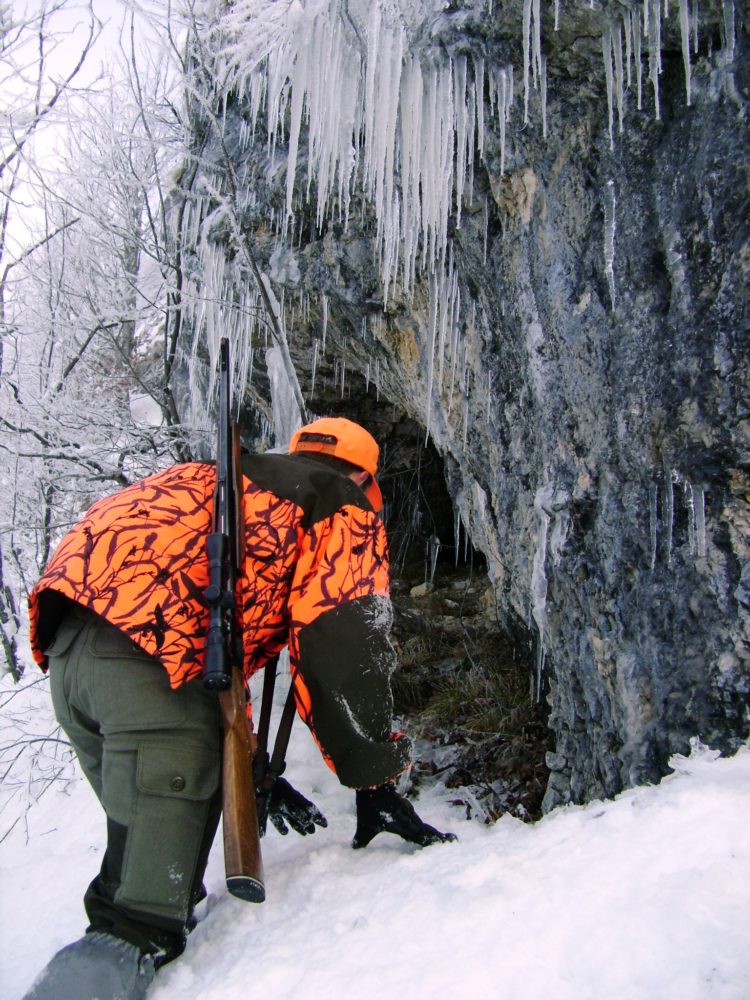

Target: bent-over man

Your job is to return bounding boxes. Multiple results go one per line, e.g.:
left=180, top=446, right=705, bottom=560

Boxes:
left=24, top=416, right=454, bottom=1000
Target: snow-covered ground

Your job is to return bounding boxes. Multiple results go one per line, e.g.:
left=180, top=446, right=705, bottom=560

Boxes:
left=2, top=670, right=749, bottom=1000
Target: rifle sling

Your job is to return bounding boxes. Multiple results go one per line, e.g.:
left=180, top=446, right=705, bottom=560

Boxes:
left=255, top=655, right=278, bottom=758
left=268, top=685, right=297, bottom=781
left=255, top=659, right=296, bottom=793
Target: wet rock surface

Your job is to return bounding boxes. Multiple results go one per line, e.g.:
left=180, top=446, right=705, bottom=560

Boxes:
left=186, top=1, right=749, bottom=809
left=390, top=564, right=552, bottom=823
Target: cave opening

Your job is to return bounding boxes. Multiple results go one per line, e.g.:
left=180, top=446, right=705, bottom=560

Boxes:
left=305, top=364, right=552, bottom=822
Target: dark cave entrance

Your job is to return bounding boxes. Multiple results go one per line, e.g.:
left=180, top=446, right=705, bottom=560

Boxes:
left=305, top=366, right=551, bottom=822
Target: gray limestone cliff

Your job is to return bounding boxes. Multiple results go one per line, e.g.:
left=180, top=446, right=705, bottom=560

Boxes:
left=180, top=0, right=749, bottom=808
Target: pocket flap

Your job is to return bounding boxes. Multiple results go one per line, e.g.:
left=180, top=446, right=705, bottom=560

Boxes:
left=137, top=742, right=219, bottom=801
left=92, top=620, right=148, bottom=659
left=44, top=618, right=84, bottom=659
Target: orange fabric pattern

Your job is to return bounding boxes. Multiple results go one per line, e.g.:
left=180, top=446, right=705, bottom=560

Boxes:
left=286, top=505, right=390, bottom=769
left=29, top=463, right=388, bottom=696
left=288, top=505, right=389, bottom=629
left=29, top=465, right=216, bottom=687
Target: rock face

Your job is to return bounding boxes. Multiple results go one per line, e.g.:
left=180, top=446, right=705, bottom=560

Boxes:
left=185, top=0, right=749, bottom=807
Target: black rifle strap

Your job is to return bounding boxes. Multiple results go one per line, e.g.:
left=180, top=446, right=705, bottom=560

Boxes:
left=255, top=657, right=296, bottom=792
left=256, top=656, right=279, bottom=759
left=268, top=685, right=297, bottom=781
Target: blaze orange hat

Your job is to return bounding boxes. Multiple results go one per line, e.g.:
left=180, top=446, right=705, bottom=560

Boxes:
left=289, top=417, right=383, bottom=512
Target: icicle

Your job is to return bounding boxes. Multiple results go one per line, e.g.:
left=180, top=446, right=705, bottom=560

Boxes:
left=649, top=0, right=662, bottom=120
left=463, top=395, right=469, bottom=448
left=686, top=482, right=696, bottom=555
left=498, top=71, right=507, bottom=175
left=554, top=0, right=560, bottom=31
left=624, top=10, right=633, bottom=89
left=633, top=10, right=643, bottom=110
left=310, top=339, right=319, bottom=401
left=603, top=23, right=615, bottom=149
left=522, top=0, right=532, bottom=124
left=613, top=20, right=625, bottom=134
left=474, top=56, right=485, bottom=159
left=424, top=273, right=438, bottom=445
left=694, top=487, right=707, bottom=557
left=541, top=54, right=548, bottom=139
left=453, top=55, right=468, bottom=225
left=531, top=488, right=551, bottom=702
left=448, top=312, right=463, bottom=418
left=679, top=0, right=692, bottom=105
left=321, top=294, right=329, bottom=354
left=284, top=25, right=310, bottom=224
left=532, top=0, right=542, bottom=88
left=603, top=180, right=617, bottom=307
left=428, top=535, right=441, bottom=583
left=535, top=647, right=546, bottom=703
left=649, top=482, right=659, bottom=570
left=663, top=469, right=674, bottom=568
left=483, top=197, right=489, bottom=266
left=454, top=509, right=461, bottom=567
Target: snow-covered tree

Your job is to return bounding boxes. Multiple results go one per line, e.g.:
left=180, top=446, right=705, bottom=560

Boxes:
left=0, top=3, right=193, bottom=678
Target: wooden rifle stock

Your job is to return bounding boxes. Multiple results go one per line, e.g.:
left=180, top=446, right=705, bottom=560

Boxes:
left=219, top=665, right=265, bottom=902
left=204, top=337, right=265, bottom=903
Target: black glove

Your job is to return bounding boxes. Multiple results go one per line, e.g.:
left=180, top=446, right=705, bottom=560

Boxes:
left=266, top=777, right=328, bottom=836
left=352, top=782, right=457, bottom=849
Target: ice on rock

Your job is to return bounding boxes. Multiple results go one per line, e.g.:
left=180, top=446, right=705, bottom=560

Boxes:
left=649, top=481, right=659, bottom=571
left=694, top=485, right=707, bottom=558
left=679, top=0, right=692, bottom=105
left=177, top=0, right=735, bottom=457
left=603, top=180, right=617, bottom=308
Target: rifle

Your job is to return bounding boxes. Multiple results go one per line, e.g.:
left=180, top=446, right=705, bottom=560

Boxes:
left=204, top=337, right=265, bottom=903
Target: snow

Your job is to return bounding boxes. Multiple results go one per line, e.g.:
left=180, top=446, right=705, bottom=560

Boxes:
left=3, top=670, right=750, bottom=1000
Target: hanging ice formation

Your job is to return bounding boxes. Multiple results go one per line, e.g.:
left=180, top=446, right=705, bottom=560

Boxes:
left=603, top=180, right=617, bottom=308
left=530, top=488, right=551, bottom=703
left=267, top=343, right=303, bottom=448
left=202, top=0, right=524, bottom=306
left=649, top=472, right=708, bottom=568
left=177, top=0, right=731, bottom=435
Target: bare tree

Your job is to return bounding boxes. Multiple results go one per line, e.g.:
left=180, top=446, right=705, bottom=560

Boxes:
left=0, top=1, right=100, bottom=678
left=0, top=3, right=201, bottom=679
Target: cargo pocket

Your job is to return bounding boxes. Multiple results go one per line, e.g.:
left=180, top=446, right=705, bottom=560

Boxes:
left=117, top=741, right=220, bottom=923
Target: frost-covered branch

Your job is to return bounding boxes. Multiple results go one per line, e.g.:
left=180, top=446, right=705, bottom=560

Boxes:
left=0, top=1, right=100, bottom=180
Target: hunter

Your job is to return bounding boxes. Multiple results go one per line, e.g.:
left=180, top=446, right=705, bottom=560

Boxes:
left=23, top=416, right=454, bottom=1000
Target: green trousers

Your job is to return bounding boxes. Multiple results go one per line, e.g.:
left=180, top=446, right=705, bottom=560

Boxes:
left=47, top=604, right=222, bottom=965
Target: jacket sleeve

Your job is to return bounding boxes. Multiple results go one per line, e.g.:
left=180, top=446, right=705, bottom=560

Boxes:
left=286, top=503, right=412, bottom=789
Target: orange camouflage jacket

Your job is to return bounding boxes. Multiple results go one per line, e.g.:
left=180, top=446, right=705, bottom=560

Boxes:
left=28, top=453, right=411, bottom=788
